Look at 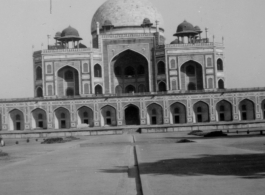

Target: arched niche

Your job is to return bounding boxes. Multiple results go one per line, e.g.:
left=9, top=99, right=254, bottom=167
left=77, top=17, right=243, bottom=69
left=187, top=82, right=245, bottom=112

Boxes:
left=77, top=107, right=94, bottom=127
left=170, top=103, right=187, bottom=124
left=193, top=101, right=210, bottom=123
left=111, top=50, right=149, bottom=93
left=31, top=109, right=47, bottom=129
left=147, top=104, right=163, bottom=125
left=54, top=107, right=71, bottom=129
left=101, top=106, right=117, bottom=126
left=9, top=109, right=25, bottom=130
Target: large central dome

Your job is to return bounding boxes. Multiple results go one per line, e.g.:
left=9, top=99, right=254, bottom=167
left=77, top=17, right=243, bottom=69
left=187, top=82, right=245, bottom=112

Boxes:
left=91, top=0, right=164, bottom=33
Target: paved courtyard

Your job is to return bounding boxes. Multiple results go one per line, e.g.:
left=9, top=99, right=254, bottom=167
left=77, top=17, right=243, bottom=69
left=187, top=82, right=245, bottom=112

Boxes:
left=0, top=132, right=265, bottom=195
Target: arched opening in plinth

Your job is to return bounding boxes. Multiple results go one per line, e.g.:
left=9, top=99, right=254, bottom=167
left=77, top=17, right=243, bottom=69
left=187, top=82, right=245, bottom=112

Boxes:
left=77, top=107, right=94, bottom=127
left=9, top=109, right=24, bottom=130
left=216, top=100, right=233, bottom=121
left=181, top=61, right=204, bottom=90
left=124, top=105, right=140, bottom=125
left=57, top=66, right=79, bottom=97
left=170, top=103, right=187, bottom=124
left=54, top=108, right=71, bottom=129
left=31, top=109, right=47, bottom=129
left=101, top=106, right=117, bottom=126
left=239, top=99, right=255, bottom=121
left=147, top=104, right=163, bottom=125
left=111, top=50, right=149, bottom=93
left=193, top=101, right=209, bottom=123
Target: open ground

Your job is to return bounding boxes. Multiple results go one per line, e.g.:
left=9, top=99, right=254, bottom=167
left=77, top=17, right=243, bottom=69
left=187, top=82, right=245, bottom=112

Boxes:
left=0, top=132, right=265, bottom=195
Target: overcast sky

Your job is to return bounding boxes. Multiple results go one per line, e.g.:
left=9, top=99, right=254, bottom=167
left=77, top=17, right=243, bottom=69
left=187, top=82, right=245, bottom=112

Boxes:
left=0, top=0, right=265, bottom=98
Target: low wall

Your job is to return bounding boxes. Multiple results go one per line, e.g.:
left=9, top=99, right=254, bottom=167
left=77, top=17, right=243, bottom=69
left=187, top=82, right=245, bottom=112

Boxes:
left=0, top=128, right=123, bottom=139
left=140, top=121, right=265, bottom=134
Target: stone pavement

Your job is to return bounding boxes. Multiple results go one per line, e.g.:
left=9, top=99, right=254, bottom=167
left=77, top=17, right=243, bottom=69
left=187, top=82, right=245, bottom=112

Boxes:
left=0, top=133, right=265, bottom=195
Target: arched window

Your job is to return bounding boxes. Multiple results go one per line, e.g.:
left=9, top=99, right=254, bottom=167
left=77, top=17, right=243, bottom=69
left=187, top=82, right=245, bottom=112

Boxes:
left=218, top=79, right=225, bottom=89
left=125, top=85, right=136, bottom=93
left=172, top=80, right=177, bottom=90
left=207, top=57, right=212, bottom=67
left=16, top=114, right=21, bottom=120
left=94, top=64, right=102, bottom=78
left=137, top=65, right=145, bottom=75
left=83, top=63, right=89, bottom=73
left=106, top=111, right=111, bottom=117
left=38, top=114, right=43, bottom=120
left=197, top=107, right=202, bottom=113
left=157, top=61, right=165, bottom=75
left=95, top=85, right=103, bottom=95
left=158, top=82, right=166, bottom=92
left=36, top=87, right=43, bottom=98
left=65, top=70, right=74, bottom=81
left=115, top=85, right=123, bottom=94
left=174, top=108, right=180, bottom=114
left=217, top=59, right=223, bottom=71
left=188, top=82, right=196, bottom=90
left=83, top=112, right=88, bottom=118
left=115, top=66, right=121, bottom=76
left=61, top=113, right=66, bottom=119
left=84, top=83, right=89, bottom=94
left=66, top=88, right=74, bottom=96
left=125, top=66, right=135, bottom=77
left=186, top=65, right=195, bottom=76
left=36, top=67, right=42, bottom=80
left=47, top=64, right=52, bottom=74
left=138, top=85, right=145, bottom=93
left=208, top=78, right=213, bottom=89
left=170, top=59, right=176, bottom=69
left=47, top=85, right=53, bottom=96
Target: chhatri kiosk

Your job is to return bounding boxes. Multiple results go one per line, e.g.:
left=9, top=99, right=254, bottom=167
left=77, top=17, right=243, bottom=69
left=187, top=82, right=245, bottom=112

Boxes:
left=0, top=0, right=265, bottom=133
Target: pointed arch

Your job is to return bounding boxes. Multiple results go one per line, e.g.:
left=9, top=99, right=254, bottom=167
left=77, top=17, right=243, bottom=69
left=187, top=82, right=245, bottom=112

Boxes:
left=170, top=102, right=187, bottom=124
left=54, top=107, right=71, bottom=129
left=100, top=105, right=117, bottom=126
left=193, top=101, right=210, bottom=123
left=158, top=81, right=166, bottom=92
left=77, top=106, right=94, bottom=127
left=36, top=66, right=42, bottom=80
left=9, top=109, right=25, bottom=130
left=216, top=100, right=233, bottom=121
left=157, top=61, right=166, bottom=75
left=147, top=103, right=163, bottom=125
left=95, top=85, right=103, bottom=95
left=218, top=79, right=225, bottom=89
left=31, top=108, right=47, bottom=129
left=124, top=104, right=140, bottom=125
left=239, top=99, right=255, bottom=121
left=94, top=64, right=102, bottom=78
left=36, top=87, right=43, bottom=98
left=217, top=59, right=223, bottom=71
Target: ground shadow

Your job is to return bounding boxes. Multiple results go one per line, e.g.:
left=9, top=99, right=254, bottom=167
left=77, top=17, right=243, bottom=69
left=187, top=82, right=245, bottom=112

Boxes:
left=101, top=153, right=265, bottom=179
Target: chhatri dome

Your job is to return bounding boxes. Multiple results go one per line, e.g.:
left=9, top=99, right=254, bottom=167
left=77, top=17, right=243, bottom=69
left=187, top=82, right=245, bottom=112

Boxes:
left=91, top=0, right=164, bottom=33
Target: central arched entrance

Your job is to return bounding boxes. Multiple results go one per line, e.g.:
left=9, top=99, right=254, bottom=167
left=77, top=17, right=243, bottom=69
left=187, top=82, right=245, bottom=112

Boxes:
left=57, top=66, right=79, bottom=97
left=111, top=50, right=149, bottom=94
left=125, top=105, right=140, bottom=125
left=181, top=61, right=204, bottom=90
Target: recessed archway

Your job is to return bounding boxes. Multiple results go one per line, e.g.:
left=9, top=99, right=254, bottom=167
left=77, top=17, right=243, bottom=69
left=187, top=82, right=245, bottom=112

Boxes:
left=77, top=107, right=94, bottom=127
left=147, top=104, right=163, bottom=125
left=170, top=103, right=187, bottom=124
left=101, top=106, right=117, bottom=126
left=216, top=100, right=233, bottom=122
left=111, top=50, right=149, bottom=93
left=9, top=109, right=25, bottom=130
left=124, top=105, right=140, bottom=125
left=239, top=99, right=255, bottom=121
left=54, top=107, right=71, bottom=129
left=31, top=109, right=47, bottom=129
left=181, top=61, right=204, bottom=90
left=193, top=101, right=209, bottom=123
left=57, top=66, right=79, bottom=97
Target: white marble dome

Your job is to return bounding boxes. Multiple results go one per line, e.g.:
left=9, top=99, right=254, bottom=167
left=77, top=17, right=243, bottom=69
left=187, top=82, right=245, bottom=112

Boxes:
left=91, top=0, right=164, bottom=33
